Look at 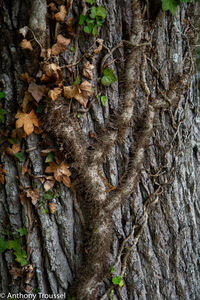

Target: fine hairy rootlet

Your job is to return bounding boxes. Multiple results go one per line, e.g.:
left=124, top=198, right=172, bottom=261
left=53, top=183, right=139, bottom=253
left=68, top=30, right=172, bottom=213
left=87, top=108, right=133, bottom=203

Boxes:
left=43, top=1, right=156, bottom=298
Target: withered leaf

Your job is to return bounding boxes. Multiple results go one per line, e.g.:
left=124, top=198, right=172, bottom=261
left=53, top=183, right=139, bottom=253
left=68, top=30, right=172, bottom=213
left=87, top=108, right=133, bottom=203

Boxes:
left=42, top=63, right=63, bottom=84
left=94, top=38, right=103, bottom=54
left=82, top=61, right=94, bottom=80
left=49, top=202, right=56, bottom=214
left=25, top=189, right=40, bottom=205
left=63, top=81, right=93, bottom=108
left=20, top=39, right=33, bottom=51
left=16, top=110, right=39, bottom=136
left=66, top=17, right=75, bottom=37
left=43, top=177, right=55, bottom=191
left=51, top=34, right=71, bottom=56
left=49, top=2, right=57, bottom=12
left=6, top=144, right=21, bottom=157
left=20, top=72, right=31, bottom=83
left=28, top=81, right=48, bottom=103
left=54, top=5, right=67, bottom=22
left=48, top=87, right=62, bottom=101
left=45, top=161, right=71, bottom=187
left=80, top=81, right=93, bottom=105
left=0, top=164, right=6, bottom=185
left=40, top=48, right=52, bottom=59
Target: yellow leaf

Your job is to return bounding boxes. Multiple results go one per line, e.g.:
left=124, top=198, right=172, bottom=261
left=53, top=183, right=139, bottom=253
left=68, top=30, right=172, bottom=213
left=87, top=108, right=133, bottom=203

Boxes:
left=15, top=110, right=39, bottom=136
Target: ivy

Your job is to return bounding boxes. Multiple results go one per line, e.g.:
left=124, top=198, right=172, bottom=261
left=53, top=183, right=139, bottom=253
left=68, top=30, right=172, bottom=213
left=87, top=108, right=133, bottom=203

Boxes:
left=101, top=68, right=117, bottom=86
left=79, top=3, right=106, bottom=36
left=112, top=275, right=123, bottom=287
left=161, top=0, right=193, bottom=15
left=14, top=151, right=25, bottom=162
left=0, top=230, right=28, bottom=267
left=0, top=108, right=6, bottom=122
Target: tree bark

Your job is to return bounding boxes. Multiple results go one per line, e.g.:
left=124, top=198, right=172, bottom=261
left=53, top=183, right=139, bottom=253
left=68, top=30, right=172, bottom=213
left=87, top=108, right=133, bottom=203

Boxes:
left=0, top=0, right=200, bottom=299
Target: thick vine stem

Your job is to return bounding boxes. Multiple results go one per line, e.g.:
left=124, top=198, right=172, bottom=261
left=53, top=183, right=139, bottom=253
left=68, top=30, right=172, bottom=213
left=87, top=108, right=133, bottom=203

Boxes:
left=90, top=0, right=145, bottom=163
left=104, top=105, right=155, bottom=213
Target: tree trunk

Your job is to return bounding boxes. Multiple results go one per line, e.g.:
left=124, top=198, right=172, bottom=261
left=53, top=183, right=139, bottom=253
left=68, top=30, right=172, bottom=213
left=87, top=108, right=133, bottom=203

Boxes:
left=0, top=0, right=199, bottom=299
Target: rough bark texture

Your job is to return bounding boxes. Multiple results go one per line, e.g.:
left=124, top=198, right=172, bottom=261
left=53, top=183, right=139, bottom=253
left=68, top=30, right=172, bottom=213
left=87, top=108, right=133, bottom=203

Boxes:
left=0, top=0, right=200, bottom=299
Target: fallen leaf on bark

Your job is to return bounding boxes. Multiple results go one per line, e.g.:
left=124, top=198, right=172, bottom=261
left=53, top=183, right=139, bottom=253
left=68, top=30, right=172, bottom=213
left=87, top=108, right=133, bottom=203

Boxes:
left=63, top=81, right=93, bottom=108
left=66, top=17, right=75, bottom=37
left=51, top=34, right=71, bottom=56
left=28, top=81, right=48, bottom=103
left=0, top=164, right=6, bottom=184
left=40, top=48, right=52, bottom=59
left=20, top=39, right=33, bottom=51
left=20, top=72, right=31, bottom=83
left=54, top=5, right=67, bottom=22
left=49, top=2, right=57, bottom=12
left=21, top=91, right=35, bottom=113
left=16, top=110, right=39, bottom=136
left=94, top=38, right=103, bottom=54
left=49, top=202, right=56, bottom=214
left=80, top=81, right=93, bottom=104
left=41, top=63, right=63, bottom=84
left=25, top=189, right=40, bottom=205
left=45, top=161, right=71, bottom=187
left=6, top=144, right=21, bottom=157
left=82, top=61, right=94, bottom=80
left=43, top=176, right=55, bottom=191
left=48, top=87, right=62, bottom=101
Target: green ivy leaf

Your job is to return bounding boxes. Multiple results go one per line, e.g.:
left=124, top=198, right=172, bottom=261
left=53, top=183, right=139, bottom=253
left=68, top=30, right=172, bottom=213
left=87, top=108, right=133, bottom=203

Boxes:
left=84, top=24, right=93, bottom=34
left=92, top=24, right=98, bottom=36
left=90, top=6, right=97, bottom=19
left=0, top=108, right=6, bottom=122
left=43, top=208, right=48, bottom=214
left=74, top=75, right=82, bottom=85
left=15, top=249, right=28, bottom=266
left=45, top=152, right=54, bottom=163
left=101, top=68, right=117, bottom=86
left=161, top=0, right=179, bottom=15
left=14, top=152, right=25, bottom=162
left=17, top=228, right=27, bottom=237
left=79, top=14, right=87, bottom=25
left=86, top=0, right=96, bottom=4
left=0, top=91, right=6, bottom=99
left=112, top=275, right=123, bottom=287
left=96, top=6, right=107, bottom=19
left=101, top=95, right=107, bottom=106
left=0, top=237, right=8, bottom=253
left=44, top=192, right=53, bottom=200
left=8, top=138, right=18, bottom=144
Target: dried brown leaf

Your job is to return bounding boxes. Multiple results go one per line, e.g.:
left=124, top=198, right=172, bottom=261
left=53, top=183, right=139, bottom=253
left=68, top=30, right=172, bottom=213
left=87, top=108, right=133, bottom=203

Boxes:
left=80, top=81, right=93, bottom=105
left=66, top=17, right=75, bottom=37
left=28, top=81, right=47, bottom=103
left=40, top=48, right=52, bottom=58
left=16, top=110, right=39, bottom=136
left=44, top=178, right=55, bottom=191
left=42, top=63, right=63, bottom=84
left=51, top=34, right=71, bottom=56
left=49, top=2, right=57, bottom=12
left=20, top=72, right=31, bottom=83
left=25, top=188, right=40, bottom=205
left=45, top=161, right=71, bottom=187
left=0, top=164, right=6, bottom=185
left=20, top=39, right=33, bottom=51
left=82, top=61, right=94, bottom=80
left=49, top=202, right=56, bottom=214
left=48, top=87, right=62, bottom=101
left=94, top=38, right=103, bottom=54
left=19, top=193, right=26, bottom=205
left=54, top=5, right=67, bottom=22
